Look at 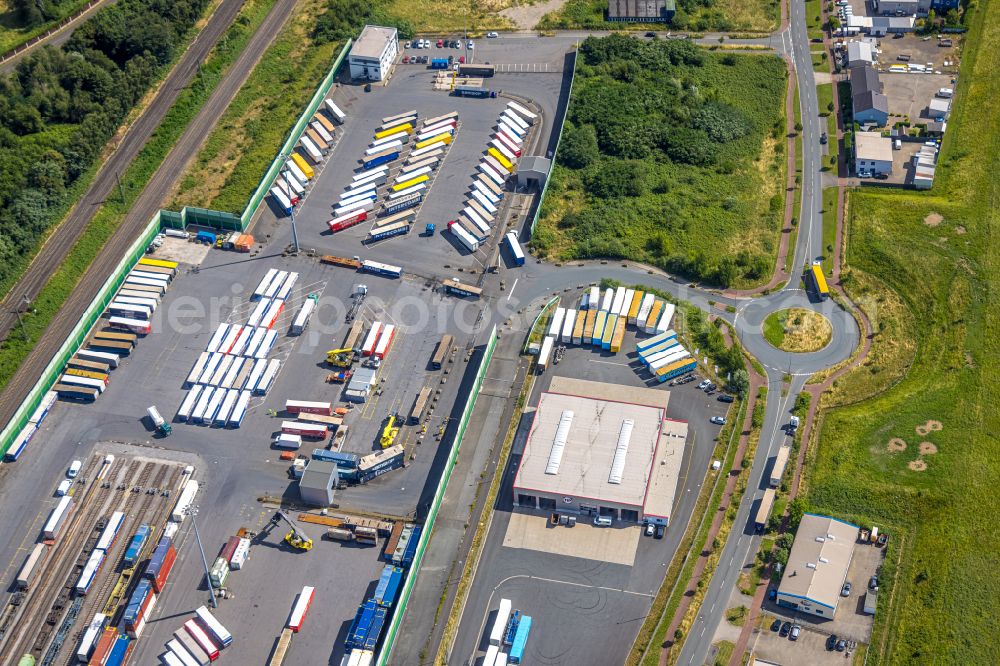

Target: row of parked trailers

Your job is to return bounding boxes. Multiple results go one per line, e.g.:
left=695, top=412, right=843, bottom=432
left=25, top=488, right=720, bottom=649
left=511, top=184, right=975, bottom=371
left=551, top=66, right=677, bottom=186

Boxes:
left=48, top=258, right=178, bottom=405
left=484, top=598, right=533, bottom=665
left=342, top=560, right=410, bottom=658
left=5, top=388, right=57, bottom=461
left=447, top=102, right=532, bottom=254
left=270, top=97, right=346, bottom=215
left=536, top=286, right=696, bottom=381
left=159, top=605, right=233, bottom=666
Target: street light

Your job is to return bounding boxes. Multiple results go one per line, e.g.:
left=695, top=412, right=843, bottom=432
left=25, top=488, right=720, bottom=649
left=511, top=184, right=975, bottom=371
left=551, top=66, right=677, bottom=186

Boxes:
left=185, top=505, right=218, bottom=608
left=13, top=293, right=31, bottom=341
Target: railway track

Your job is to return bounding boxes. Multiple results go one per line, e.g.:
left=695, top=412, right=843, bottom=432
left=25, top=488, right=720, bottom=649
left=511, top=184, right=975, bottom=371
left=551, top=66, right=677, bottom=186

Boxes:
left=0, top=455, right=125, bottom=661
left=0, top=456, right=183, bottom=663
left=48, top=462, right=181, bottom=665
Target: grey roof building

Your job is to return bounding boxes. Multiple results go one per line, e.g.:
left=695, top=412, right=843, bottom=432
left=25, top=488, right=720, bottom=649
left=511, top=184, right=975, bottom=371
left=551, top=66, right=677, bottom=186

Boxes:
left=299, top=459, right=338, bottom=506
left=607, top=0, right=676, bottom=22
left=850, top=64, right=889, bottom=126
left=515, top=156, right=551, bottom=191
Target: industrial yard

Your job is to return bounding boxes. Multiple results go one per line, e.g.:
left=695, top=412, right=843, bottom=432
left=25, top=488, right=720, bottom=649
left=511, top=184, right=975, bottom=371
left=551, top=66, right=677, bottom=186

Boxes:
left=0, top=29, right=573, bottom=666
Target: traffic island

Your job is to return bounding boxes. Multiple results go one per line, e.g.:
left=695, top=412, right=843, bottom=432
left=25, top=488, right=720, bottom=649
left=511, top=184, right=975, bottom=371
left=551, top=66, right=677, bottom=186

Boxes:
left=762, top=308, right=832, bottom=353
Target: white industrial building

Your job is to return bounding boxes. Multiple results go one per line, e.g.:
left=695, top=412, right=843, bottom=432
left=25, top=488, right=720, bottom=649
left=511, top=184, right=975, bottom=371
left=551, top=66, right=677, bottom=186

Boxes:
left=846, top=41, right=874, bottom=66
left=776, top=514, right=859, bottom=618
left=854, top=131, right=894, bottom=177
left=512, top=377, right=687, bottom=525
left=349, top=25, right=398, bottom=82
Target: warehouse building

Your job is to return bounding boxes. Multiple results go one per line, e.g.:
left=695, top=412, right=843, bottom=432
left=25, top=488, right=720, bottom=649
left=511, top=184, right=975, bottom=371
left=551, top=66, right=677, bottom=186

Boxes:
left=299, top=459, right=338, bottom=506
left=512, top=377, right=686, bottom=526
left=850, top=63, right=889, bottom=127
left=776, top=514, right=859, bottom=618
left=349, top=25, right=398, bottom=82
left=854, top=132, right=894, bottom=177
left=607, top=0, right=676, bottom=22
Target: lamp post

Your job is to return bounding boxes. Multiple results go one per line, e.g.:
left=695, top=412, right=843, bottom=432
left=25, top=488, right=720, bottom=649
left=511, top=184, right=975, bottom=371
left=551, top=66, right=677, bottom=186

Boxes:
left=13, top=294, right=31, bottom=341
left=186, top=505, right=218, bottom=608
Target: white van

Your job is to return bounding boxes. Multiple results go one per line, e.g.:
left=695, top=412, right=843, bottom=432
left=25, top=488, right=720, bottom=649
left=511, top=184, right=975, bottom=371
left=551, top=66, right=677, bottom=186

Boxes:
left=56, top=479, right=72, bottom=496
left=274, top=433, right=302, bottom=450
left=593, top=515, right=613, bottom=527
left=67, top=460, right=82, bottom=478
left=936, top=87, right=954, bottom=98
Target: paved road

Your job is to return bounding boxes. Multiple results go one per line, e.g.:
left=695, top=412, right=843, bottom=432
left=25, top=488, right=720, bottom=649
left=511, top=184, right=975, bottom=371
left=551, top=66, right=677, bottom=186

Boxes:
left=0, top=0, right=299, bottom=430
left=0, top=0, right=119, bottom=75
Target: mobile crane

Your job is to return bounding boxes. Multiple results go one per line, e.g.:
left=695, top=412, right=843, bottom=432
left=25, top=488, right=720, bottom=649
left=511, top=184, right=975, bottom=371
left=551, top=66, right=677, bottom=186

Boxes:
left=260, top=510, right=313, bottom=551
left=326, top=347, right=355, bottom=367
left=380, top=414, right=400, bottom=449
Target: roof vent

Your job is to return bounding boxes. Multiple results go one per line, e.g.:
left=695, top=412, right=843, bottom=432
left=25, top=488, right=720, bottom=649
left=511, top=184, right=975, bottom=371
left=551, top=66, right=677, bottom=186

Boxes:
left=608, top=419, right=634, bottom=485
left=544, top=410, right=573, bottom=475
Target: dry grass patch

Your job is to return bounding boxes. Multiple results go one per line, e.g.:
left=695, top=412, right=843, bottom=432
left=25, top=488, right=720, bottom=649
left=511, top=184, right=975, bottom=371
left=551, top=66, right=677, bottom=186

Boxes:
left=923, top=212, right=943, bottom=226
left=763, top=307, right=832, bottom=352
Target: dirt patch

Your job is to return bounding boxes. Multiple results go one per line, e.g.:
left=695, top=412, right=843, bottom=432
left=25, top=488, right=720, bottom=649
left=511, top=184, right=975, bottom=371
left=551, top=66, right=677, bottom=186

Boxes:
left=887, top=438, right=907, bottom=452
left=908, top=459, right=928, bottom=472
left=919, top=441, right=938, bottom=455
left=924, top=212, right=943, bottom=227
left=955, top=225, right=966, bottom=234
left=500, top=0, right=567, bottom=29
left=926, top=419, right=943, bottom=431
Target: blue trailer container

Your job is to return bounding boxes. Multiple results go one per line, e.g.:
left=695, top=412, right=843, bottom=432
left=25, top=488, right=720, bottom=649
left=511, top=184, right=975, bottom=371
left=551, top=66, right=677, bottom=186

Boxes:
left=123, top=524, right=152, bottom=568
left=509, top=615, right=532, bottom=663
left=384, top=192, right=422, bottom=215
left=104, top=633, right=131, bottom=666
left=312, top=449, right=360, bottom=469
left=196, top=231, right=217, bottom=245
left=430, top=58, right=449, bottom=69
left=122, top=580, right=153, bottom=628
left=401, top=526, right=421, bottom=567
left=374, top=566, right=404, bottom=607
left=364, top=605, right=388, bottom=651
left=505, top=231, right=525, bottom=266
left=639, top=339, right=680, bottom=364
left=346, top=599, right=377, bottom=650
left=364, top=151, right=399, bottom=170
left=503, top=610, right=521, bottom=645
left=360, top=260, right=403, bottom=278
left=142, top=536, right=172, bottom=581
left=636, top=329, right=677, bottom=353
left=369, top=222, right=411, bottom=242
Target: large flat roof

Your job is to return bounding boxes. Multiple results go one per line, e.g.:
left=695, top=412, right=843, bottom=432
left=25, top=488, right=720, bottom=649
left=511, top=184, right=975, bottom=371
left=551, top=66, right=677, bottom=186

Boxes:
left=514, top=378, right=685, bottom=517
left=351, top=25, right=397, bottom=60
left=778, top=514, right=858, bottom=609
left=855, top=132, right=893, bottom=162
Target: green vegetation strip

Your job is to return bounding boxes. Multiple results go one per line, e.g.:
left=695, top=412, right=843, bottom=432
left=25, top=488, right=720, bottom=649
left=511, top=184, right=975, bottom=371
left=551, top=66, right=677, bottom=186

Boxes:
left=0, top=0, right=94, bottom=54
left=0, top=0, right=277, bottom=390
left=805, top=1, right=1000, bottom=661
left=537, top=0, right=779, bottom=33
left=534, top=36, right=787, bottom=289
left=820, top=187, right=837, bottom=273
left=171, top=0, right=347, bottom=213
left=630, top=395, right=747, bottom=664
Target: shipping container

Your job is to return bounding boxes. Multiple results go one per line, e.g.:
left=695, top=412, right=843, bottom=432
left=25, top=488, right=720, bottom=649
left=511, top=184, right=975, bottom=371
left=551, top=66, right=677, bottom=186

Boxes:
left=123, top=276, right=166, bottom=293
left=382, top=193, right=421, bottom=216
left=270, top=187, right=293, bottom=215
left=375, top=123, right=413, bottom=139
left=77, top=349, right=120, bottom=368
left=547, top=307, right=565, bottom=339
left=373, top=324, right=396, bottom=360
left=637, top=329, right=678, bottom=354
left=591, top=310, right=608, bottom=348
left=93, top=329, right=136, bottom=346
left=506, top=101, right=537, bottom=125
left=400, top=156, right=439, bottom=175
left=5, top=423, right=35, bottom=461
left=171, top=479, right=199, bottom=522
left=291, top=298, right=316, bottom=336
left=498, top=121, right=524, bottom=143
left=472, top=179, right=501, bottom=205
left=75, top=548, right=104, bottom=594
left=572, top=309, right=586, bottom=345
left=285, top=400, right=334, bottom=416
left=114, top=295, right=158, bottom=311
left=657, top=303, right=676, bottom=333
left=325, top=99, right=347, bottom=123
left=353, top=166, right=387, bottom=182
left=209, top=354, right=234, bottom=386
left=644, top=300, right=664, bottom=334
left=221, top=357, right=245, bottom=389
left=489, top=140, right=517, bottom=166
left=177, top=385, right=203, bottom=422
left=502, top=110, right=530, bottom=132
left=185, top=619, right=220, bottom=660
left=561, top=308, right=576, bottom=343
left=405, top=147, right=443, bottom=165
left=58, top=373, right=106, bottom=393
left=191, top=387, right=215, bottom=423
left=470, top=189, right=498, bottom=216
left=636, top=293, right=655, bottom=329
left=489, top=599, right=512, bottom=646
left=300, top=136, right=323, bottom=163
left=370, top=131, right=409, bottom=148
left=281, top=421, right=327, bottom=439
left=77, top=612, right=108, bottom=662
left=229, top=537, right=250, bottom=570
left=108, top=316, right=151, bottom=335
left=508, top=615, right=532, bottom=663
left=487, top=147, right=514, bottom=172
left=627, top=290, right=644, bottom=324
left=409, top=142, right=445, bottom=160
left=477, top=173, right=503, bottom=197
left=448, top=221, right=479, bottom=253
left=356, top=444, right=404, bottom=483
left=16, top=543, right=47, bottom=589
left=95, top=511, right=125, bottom=551
left=374, top=566, right=404, bottom=607
left=387, top=183, right=425, bottom=200
left=288, top=585, right=315, bottom=632
left=64, top=367, right=109, bottom=382
left=407, top=386, right=432, bottom=425
left=284, top=159, right=310, bottom=186
left=360, top=260, right=403, bottom=278
left=167, top=639, right=202, bottom=666
left=268, top=628, right=292, bottom=666
left=245, top=357, right=268, bottom=393
left=328, top=209, right=368, bottom=233
left=334, top=199, right=376, bottom=218
left=415, top=132, right=454, bottom=150
left=583, top=309, right=598, bottom=344
left=173, top=629, right=211, bottom=666
left=368, top=220, right=410, bottom=242
left=306, top=128, right=328, bottom=152
left=144, top=541, right=176, bottom=592
left=610, top=315, right=627, bottom=353
left=391, top=174, right=428, bottom=192
left=611, top=287, right=627, bottom=317
left=536, top=335, right=554, bottom=371
left=256, top=358, right=280, bottom=395
left=418, top=120, right=456, bottom=137
left=363, top=150, right=399, bottom=170
left=129, top=269, right=169, bottom=283
left=460, top=212, right=489, bottom=238
left=494, top=131, right=522, bottom=157
left=478, top=160, right=506, bottom=186
left=649, top=348, right=690, bottom=373
left=313, top=113, right=335, bottom=135
left=365, top=140, right=402, bottom=157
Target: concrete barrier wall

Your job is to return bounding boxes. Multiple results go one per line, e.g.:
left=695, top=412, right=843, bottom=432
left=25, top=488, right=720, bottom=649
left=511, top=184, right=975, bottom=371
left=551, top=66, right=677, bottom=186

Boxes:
left=378, top=326, right=499, bottom=666
left=529, top=50, right=578, bottom=236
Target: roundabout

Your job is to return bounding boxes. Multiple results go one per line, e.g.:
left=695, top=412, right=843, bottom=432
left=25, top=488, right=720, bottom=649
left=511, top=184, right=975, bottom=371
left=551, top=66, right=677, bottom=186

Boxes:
left=762, top=307, right=832, bottom=353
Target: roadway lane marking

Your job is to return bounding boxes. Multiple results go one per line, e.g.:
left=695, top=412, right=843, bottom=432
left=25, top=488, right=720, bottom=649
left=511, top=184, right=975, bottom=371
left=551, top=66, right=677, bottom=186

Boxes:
left=506, top=278, right=518, bottom=302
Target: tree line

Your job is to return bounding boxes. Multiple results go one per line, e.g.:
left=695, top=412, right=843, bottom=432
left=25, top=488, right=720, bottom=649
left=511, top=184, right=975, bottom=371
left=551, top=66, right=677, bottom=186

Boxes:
left=0, top=0, right=211, bottom=291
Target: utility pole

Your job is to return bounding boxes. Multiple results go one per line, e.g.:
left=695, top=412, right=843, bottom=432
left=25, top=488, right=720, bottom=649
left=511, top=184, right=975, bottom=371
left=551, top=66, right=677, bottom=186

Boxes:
left=186, top=505, right=218, bottom=608
left=14, top=294, right=30, bottom=341
left=115, top=171, right=125, bottom=203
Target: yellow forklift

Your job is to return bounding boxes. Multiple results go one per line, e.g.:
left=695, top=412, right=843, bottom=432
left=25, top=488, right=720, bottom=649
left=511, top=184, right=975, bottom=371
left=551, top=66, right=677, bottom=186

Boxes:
left=325, top=347, right=355, bottom=367
left=380, top=414, right=400, bottom=449
left=262, top=511, right=313, bottom=551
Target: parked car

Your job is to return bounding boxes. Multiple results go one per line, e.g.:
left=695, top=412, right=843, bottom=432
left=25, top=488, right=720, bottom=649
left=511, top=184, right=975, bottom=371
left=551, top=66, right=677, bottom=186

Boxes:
left=404, top=41, right=411, bottom=48
left=467, top=40, right=474, bottom=49
left=56, top=479, right=71, bottom=496
left=487, top=31, right=499, bottom=38
left=869, top=574, right=879, bottom=591
left=711, top=416, right=726, bottom=425
left=718, top=394, right=735, bottom=403
left=68, top=460, right=82, bottom=478
left=820, top=132, right=828, bottom=144
left=841, top=581, right=852, bottom=596
left=705, top=383, right=717, bottom=392
left=644, top=523, right=655, bottom=537
left=875, top=172, right=889, bottom=180
left=402, top=55, right=409, bottom=63
left=437, top=39, right=444, bottom=48
left=459, top=55, right=466, bottom=64
left=768, top=588, right=777, bottom=601
left=779, top=621, right=791, bottom=637
left=836, top=638, right=847, bottom=652
left=827, top=635, right=839, bottom=651
left=645, top=31, right=657, bottom=37
left=697, top=379, right=711, bottom=390
left=771, top=618, right=782, bottom=632
left=655, top=524, right=665, bottom=539
left=789, top=624, right=801, bottom=641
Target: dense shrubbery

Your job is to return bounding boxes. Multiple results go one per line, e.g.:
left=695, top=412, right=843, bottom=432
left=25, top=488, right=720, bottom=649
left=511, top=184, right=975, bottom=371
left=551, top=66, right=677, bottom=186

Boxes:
left=8, top=0, right=79, bottom=29
left=0, top=0, right=210, bottom=291
left=535, top=35, right=785, bottom=287
left=537, top=0, right=778, bottom=32
left=312, top=0, right=413, bottom=43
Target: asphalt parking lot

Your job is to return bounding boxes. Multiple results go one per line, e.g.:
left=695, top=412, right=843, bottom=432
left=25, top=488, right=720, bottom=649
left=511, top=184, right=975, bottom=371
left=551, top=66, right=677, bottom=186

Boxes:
left=880, top=71, right=954, bottom=123
left=449, top=288, right=733, bottom=666
left=285, top=34, right=570, bottom=275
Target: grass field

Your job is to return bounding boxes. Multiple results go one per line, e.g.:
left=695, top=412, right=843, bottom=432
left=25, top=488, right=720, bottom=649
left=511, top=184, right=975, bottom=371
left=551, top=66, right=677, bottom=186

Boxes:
left=820, top=186, right=837, bottom=272
left=763, top=308, right=831, bottom=352
left=805, top=0, right=1000, bottom=662
left=534, top=37, right=787, bottom=289
left=537, top=0, right=779, bottom=33
left=168, top=0, right=343, bottom=213
left=0, top=0, right=92, bottom=54
left=0, top=0, right=277, bottom=390
left=384, top=0, right=514, bottom=32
